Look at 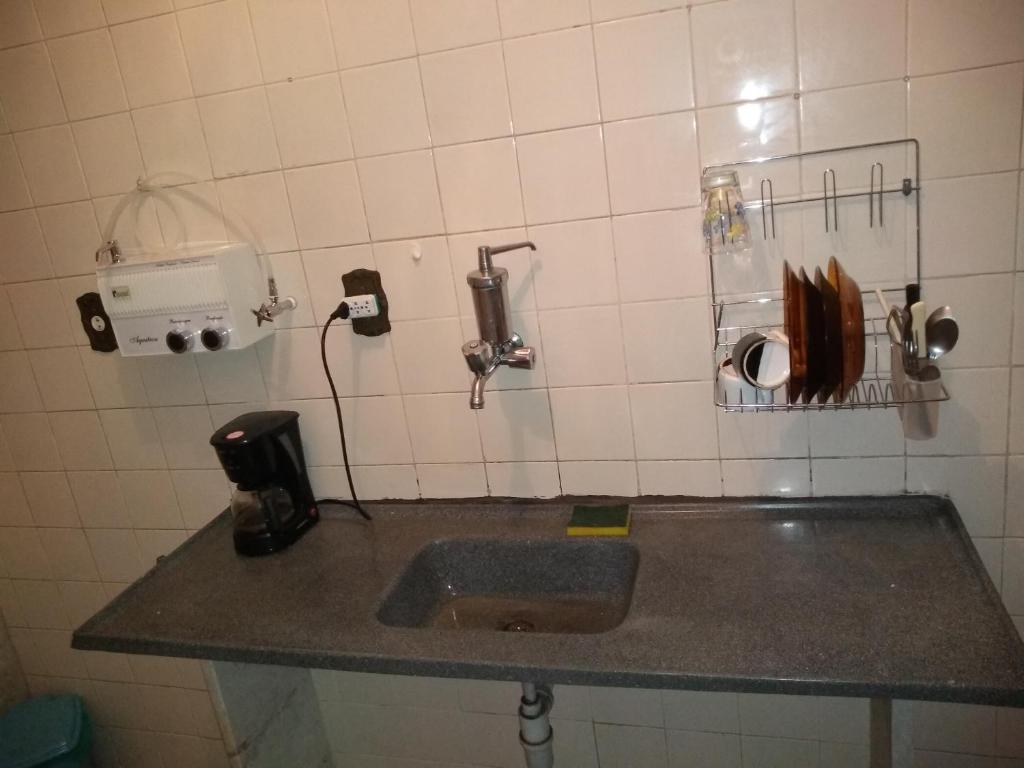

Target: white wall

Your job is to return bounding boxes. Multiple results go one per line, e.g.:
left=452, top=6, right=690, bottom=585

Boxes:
left=0, top=0, right=1022, bottom=765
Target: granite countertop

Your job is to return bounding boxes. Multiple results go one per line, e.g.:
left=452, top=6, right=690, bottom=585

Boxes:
left=72, top=495, right=1024, bottom=706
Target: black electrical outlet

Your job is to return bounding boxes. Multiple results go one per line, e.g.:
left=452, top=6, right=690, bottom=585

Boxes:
left=76, top=292, right=118, bottom=352
left=341, top=268, right=390, bottom=336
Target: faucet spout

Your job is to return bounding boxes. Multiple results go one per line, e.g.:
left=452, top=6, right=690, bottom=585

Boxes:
left=469, top=370, right=492, bottom=409
left=463, top=340, right=535, bottom=409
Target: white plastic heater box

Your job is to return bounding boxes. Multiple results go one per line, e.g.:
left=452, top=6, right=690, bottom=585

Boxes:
left=97, top=242, right=272, bottom=357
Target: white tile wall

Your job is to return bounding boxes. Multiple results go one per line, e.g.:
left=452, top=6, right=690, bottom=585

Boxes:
left=0, top=0, right=1023, bottom=765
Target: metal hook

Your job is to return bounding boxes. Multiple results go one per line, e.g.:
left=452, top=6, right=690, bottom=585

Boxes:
left=870, top=162, right=884, bottom=228
left=760, top=178, right=775, bottom=240
left=823, top=168, right=838, bottom=233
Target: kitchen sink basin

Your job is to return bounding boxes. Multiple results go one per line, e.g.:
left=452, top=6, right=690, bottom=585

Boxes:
left=377, top=539, right=639, bottom=634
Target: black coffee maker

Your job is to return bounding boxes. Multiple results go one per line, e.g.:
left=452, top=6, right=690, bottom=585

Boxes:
left=210, top=411, right=319, bottom=556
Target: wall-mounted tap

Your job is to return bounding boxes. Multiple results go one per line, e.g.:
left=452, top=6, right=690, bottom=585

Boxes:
left=462, top=241, right=537, bottom=409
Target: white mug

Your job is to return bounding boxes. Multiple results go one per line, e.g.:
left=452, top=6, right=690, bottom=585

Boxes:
left=732, top=330, right=790, bottom=390
left=718, top=357, right=773, bottom=406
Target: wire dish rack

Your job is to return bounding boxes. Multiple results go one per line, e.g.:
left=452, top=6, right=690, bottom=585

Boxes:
left=708, top=139, right=950, bottom=412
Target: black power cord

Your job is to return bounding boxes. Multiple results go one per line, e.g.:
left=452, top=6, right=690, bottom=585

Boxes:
left=319, top=304, right=371, bottom=521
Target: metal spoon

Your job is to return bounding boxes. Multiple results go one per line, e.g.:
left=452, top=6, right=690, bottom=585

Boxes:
left=925, top=306, right=958, bottom=360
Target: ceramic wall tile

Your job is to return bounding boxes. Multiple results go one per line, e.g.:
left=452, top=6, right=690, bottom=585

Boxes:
left=912, top=368, right=1010, bottom=456
left=630, top=382, right=719, bottom=460
left=49, top=411, right=112, bottom=473
left=132, top=100, right=212, bottom=181
left=0, top=136, right=32, bottom=212
left=341, top=59, right=430, bottom=158
left=0, top=208, right=50, bottom=284
left=549, top=385, right=633, bottom=460
left=621, top=299, right=710, bottom=383
left=691, top=0, right=796, bottom=107
left=101, top=0, right=170, bottom=24
left=922, top=173, right=1018, bottom=278
left=593, top=10, right=693, bottom=121
left=0, top=0, right=42, bottom=48
left=266, top=75, right=353, bottom=169
left=249, top=0, right=335, bottom=83
left=410, top=0, right=499, bottom=54
left=33, top=0, right=105, bottom=38
left=496, top=0, right=590, bottom=39
left=391, top=318, right=468, bottom=394
left=484, top=462, right=560, bottom=498
left=110, top=15, right=192, bottom=109
left=326, top=0, right=416, bottom=69
left=7, top=279, right=75, bottom=348
left=539, top=305, right=626, bottom=387
left=909, top=0, right=1024, bottom=76
left=517, top=126, right=609, bottom=225
left=594, top=723, right=668, bottom=768
left=666, top=730, right=742, bottom=768
left=530, top=218, right=618, bottom=310
left=36, top=202, right=100, bottom=278
left=420, top=44, right=512, bottom=146
left=476, top=388, right=556, bottom=462
left=373, top=237, right=458, bottom=321
left=99, top=408, right=167, bottom=470
left=78, top=350, right=148, bottom=410
left=922, top=275, right=1012, bottom=369
left=559, top=461, right=638, bottom=497
left=797, top=0, right=906, bottom=91
left=637, top=460, right=722, bottom=497
left=177, top=0, right=262, bottom=96
left=417, top=463, right=488, bottom=498
left=357, top=151, right=445, bottom=240
left=0, top=43, right=65, bottom=131
left=29, top=347, right=94, bottom=411
left=14, top=125, right=89, bottom=206
left=721, top=459, right=811, bottom=496
left=909, top=64, right=1024, bottom=179
left=216, top=172, right=298, bottom=253
left=698, top=97, right=799, bottom=171
left=284, top=162, right=368, bottom=249
left=908, top=456, right=1006, bottom=537
left=503, top=27, right=599, bottom=134
left=811, top=457, right=905, bottom=496
left=404, top=392, right=481, bottom=464
left=605, top=113, right=700, bottom=214
left=198, top=87, right=280, bottom=179
left=613, top=209, right=708, bottom=302
left=72, top=113, right=144, bottom=198
left=434, top=139, right=524, bottom=233
left=47, top=30, right=126, bottom=121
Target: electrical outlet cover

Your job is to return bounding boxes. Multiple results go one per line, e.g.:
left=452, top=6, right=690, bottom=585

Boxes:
left=342, top=269, right=390, bottom=336
left=76, top=292, right=118, bottom=352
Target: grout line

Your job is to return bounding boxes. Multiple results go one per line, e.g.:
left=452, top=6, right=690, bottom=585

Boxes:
left=493, top=0, right=562, bottom=496
left=583, top=0, right=641, bottom=495
left=685, top=0, right=727, bottom=496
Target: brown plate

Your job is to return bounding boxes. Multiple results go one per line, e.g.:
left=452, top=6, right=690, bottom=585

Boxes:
left=782, top=261, right=806, bottom=404
left=827, top=256, right=865, bottom=402
left=800, top=267, right=826, bottom=404
left=815, top=266, right=843, bottom=404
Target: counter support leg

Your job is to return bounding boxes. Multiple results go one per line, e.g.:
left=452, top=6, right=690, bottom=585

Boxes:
left=870, top=698, right=893, bottom=768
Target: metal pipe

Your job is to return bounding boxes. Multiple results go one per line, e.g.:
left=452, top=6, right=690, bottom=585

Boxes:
left=519, top=682, right=554, bottom=768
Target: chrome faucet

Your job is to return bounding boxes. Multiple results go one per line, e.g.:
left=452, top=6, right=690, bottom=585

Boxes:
left=462, top=242, right=537, bottom=409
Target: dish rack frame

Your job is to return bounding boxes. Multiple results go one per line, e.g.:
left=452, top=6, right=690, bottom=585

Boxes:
left=707, top=138, right=950, bottom=412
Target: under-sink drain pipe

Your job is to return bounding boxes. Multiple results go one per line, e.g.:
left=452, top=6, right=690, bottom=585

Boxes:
left=519, top=682, right=554, bottom=768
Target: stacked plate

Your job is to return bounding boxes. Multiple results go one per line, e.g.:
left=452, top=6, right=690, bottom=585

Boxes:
left=782, top=256, right=865, bottom=404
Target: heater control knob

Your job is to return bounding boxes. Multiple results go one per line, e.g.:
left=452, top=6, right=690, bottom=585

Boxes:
left=165, top=329, right=195, bottom=354
left=201, top=327, right=229, bottom=351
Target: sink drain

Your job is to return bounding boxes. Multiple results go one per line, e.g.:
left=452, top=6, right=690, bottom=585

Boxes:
left=503, top=619, right=535, bottom=632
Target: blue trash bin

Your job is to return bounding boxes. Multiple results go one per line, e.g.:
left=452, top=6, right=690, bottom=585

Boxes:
left=0, top=695, right=92, bottom=768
